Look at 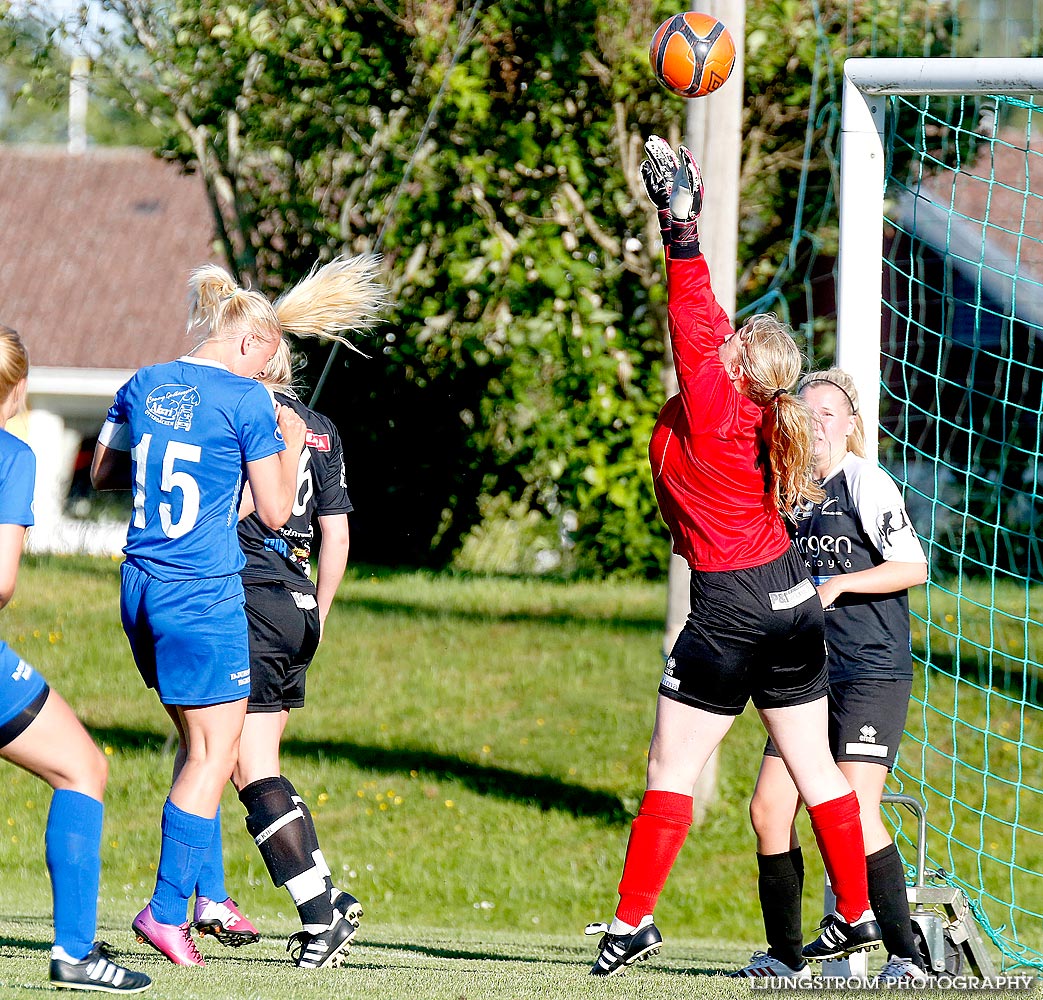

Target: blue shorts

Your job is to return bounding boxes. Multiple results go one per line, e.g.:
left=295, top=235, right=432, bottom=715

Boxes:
left=120, top=562, right=251, bottom=706
left=0, top=641, right=48, bottom=735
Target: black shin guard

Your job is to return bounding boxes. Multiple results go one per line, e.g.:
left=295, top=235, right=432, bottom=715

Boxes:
left=279, top=776, right=336, bottom=901
left=239, top=776, right=334, bottom=927
left=867, top=843, right=923, bottom=967
left=757, top=849, right=805, bottom=970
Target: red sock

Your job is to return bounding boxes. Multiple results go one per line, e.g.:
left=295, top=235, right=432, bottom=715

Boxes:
left=615, top=790, right=693, bottom=924
left=807, top=791, right=869, bottom=923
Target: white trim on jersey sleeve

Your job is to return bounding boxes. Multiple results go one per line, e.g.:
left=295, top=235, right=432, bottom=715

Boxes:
left=98, top=419, right=131, bottom=451
left=841, top=452, right=927, bottom=564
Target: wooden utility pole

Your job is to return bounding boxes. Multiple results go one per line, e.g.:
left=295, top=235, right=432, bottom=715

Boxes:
left=661, top=0, right=746, bottom=823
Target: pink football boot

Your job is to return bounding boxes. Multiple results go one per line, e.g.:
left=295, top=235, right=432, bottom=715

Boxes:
left=193, top=896, right=260, bottom=947
left=132, top=904, right=204, bottom=966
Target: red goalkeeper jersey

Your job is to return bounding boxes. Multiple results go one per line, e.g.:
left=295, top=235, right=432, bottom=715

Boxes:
left=648, top=255, right=791, bottom=572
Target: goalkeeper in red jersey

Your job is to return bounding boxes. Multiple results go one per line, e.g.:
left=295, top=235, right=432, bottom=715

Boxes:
left=585, top=138, right=881, bottom=978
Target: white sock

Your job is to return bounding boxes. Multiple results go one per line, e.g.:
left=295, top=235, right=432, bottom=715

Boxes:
left=608, top=913, right=653, bottom=936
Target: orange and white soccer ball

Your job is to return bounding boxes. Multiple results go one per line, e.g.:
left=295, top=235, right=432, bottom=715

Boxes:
left=649, top=12, right=736, bottom=98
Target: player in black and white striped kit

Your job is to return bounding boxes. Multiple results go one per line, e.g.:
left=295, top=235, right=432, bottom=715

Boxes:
left=731, top=367, right=929, bottom=986
left=231, top=339, right=361, bottom=969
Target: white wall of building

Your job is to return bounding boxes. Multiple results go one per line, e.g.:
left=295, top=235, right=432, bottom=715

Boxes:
left=25, top=366, right=131, bottom=556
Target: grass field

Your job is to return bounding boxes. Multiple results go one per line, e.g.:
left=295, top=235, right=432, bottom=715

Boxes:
left=0, top=556, right=1033, bottom=996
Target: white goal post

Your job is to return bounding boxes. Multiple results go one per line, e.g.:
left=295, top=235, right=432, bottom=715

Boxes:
left=837, top=57, right=1043, bottom=464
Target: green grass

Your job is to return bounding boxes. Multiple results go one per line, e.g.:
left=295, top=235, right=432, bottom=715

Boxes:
left=0, top=556, right=1035, bottom=995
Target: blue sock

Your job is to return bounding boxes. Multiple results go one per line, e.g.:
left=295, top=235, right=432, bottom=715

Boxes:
left=151, top=799, right=216, bottom=925
left=194, top=806, right=227, bottom=902
left=46, top=789, right=103, bottom=960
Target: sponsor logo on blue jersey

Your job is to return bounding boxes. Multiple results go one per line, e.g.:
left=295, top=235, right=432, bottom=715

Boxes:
left=145, top=384, right=201, bottom=431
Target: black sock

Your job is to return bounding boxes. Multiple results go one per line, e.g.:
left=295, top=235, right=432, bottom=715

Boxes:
left=867, top=843, right=923, bottom=968
left=239, top=776, right=334, bottom=929
left=757, top=848, right=805, bottom=969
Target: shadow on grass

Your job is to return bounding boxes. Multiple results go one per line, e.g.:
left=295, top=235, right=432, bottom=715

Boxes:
left=355, top=938, right=581, bottom=966
left=87, top=727, right=633, bottom=825
left=0, top=935, right=48, bottom=955
left=336, top=594, right=662, bottom=634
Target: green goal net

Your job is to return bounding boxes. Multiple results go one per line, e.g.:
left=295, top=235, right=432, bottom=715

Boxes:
left=837, top=63, right=1043, bottom=970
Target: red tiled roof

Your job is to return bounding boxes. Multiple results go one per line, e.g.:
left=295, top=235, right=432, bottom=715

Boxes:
left=0, top=145, right=217, bottom=371
left=918, top=125, right=1043, bottom=278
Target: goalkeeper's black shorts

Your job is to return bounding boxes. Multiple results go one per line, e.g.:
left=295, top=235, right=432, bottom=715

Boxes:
left=658, top=545, right=827, bottom=716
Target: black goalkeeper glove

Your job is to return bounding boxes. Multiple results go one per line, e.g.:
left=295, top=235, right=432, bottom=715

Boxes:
left=669, top=145, right=704, bottom=259
left=640, top=134, right=678, bottom=247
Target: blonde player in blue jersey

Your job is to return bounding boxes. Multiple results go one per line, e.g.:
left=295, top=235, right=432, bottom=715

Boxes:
left=91, top=269, right=307, bottom=966
left=0, top=326, right=151, bottom=993
left=175, top=256, right=384, bottom=968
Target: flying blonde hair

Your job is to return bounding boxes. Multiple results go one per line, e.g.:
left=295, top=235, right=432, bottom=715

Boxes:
left=273, top=254, right=386, bottom=355
left=797, top=367, right=866, bottom=458
left=258, top=254, right=386, bottom=392
left=734, top=313, right=825, bottom=517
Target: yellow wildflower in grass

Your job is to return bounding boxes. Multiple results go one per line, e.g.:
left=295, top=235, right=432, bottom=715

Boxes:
left=481, top=745, right=491, bottom=754
left=317, top=792, right=329, bottom=805
left=104, top=746, right=114, bottom=756
left=444, top=800, right=455, bottom=809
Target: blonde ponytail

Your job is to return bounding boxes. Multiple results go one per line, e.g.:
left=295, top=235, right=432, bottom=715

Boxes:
left=187, top=265, right=281, bottom=344
left=274, top=255, right=385, bottom=355
left=735, top=313, right=824, bottom=517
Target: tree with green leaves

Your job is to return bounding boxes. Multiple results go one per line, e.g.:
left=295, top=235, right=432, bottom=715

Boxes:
left=11, top=0, right=952, bottom=574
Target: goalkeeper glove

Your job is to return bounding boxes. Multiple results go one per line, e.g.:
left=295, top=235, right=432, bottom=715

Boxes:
left=669, top=145, right=703, bottom=259
left=640, top=134, right=678, bottom=246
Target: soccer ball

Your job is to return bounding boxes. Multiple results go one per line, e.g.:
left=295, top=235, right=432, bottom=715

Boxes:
left=649, top=12, right=736, bottom=98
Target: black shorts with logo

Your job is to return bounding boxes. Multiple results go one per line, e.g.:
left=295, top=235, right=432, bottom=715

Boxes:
left=764, top=675, right=913, bottom=769
left=244, top=581, right=321, bottom=713
left=659, top=545, right=827, bottom=716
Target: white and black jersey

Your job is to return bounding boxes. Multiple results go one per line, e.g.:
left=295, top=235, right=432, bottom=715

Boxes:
left=238, top=391, right=352, bottom=590
left=792, top=452, right=926, bottom=682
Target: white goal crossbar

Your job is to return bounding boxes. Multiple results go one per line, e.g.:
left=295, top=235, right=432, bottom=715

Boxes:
left=837, top=58, right=1043, bottom=462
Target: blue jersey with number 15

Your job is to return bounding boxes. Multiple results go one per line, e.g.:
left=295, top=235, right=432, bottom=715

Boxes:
left=99, top=356, right=285, bottom=582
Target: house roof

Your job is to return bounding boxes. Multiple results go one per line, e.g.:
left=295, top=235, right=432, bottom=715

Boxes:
left=890, top=125, right=1043, bottom=332
left=0, top=145, right=216, bottom=372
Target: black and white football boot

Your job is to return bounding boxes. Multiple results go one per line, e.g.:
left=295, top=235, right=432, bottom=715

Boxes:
left=286, top=911, right=356, bottom=969
left=585, top=916, right=662, bottom=977
left=50, top=941, right=152, bottom=993
left=802, top=909, right=882, bottom=961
